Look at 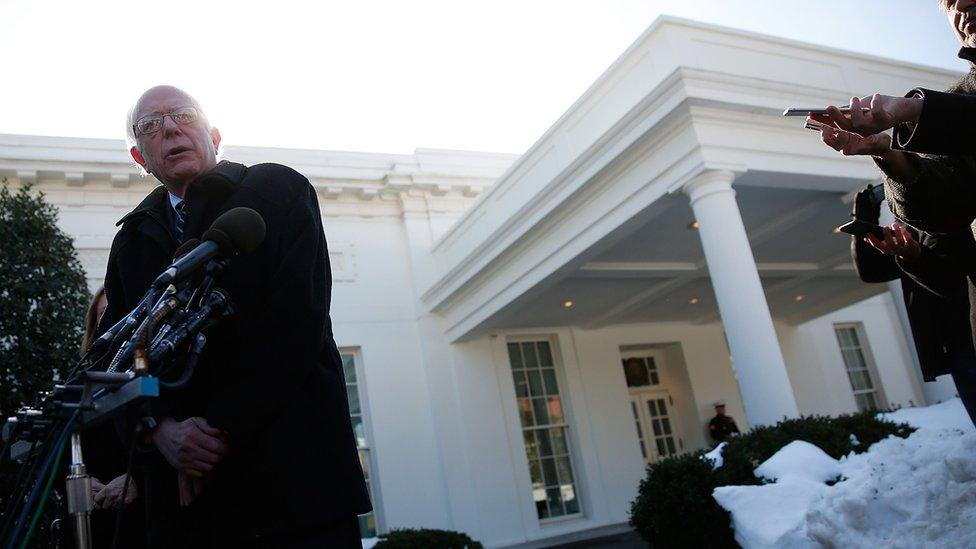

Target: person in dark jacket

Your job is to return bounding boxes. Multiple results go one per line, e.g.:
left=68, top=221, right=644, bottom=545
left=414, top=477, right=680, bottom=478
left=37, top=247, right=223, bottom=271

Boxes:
left=707, top=402, right=740, bottom=444
left=808, top=0, right=976, bottom=423
left=847, top=185, right=976, bottom=425
left=100, top=85, right=370, bottom=547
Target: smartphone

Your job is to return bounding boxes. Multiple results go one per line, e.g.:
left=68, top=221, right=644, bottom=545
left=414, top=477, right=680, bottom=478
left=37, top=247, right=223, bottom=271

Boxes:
left=836, top=219, right=885, bottom=239
left=783, top=106, right=869, bottom=117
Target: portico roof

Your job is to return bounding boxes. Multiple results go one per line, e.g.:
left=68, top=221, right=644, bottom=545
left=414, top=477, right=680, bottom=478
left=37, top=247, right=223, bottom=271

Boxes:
left=419, top=16, right=962, bottom=342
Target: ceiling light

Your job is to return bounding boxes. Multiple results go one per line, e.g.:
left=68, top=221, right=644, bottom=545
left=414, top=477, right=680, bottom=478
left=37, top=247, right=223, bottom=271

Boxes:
left=688, top=221, right=700, bottom=230
left=689, top=297, right=699, bottom=305
left=794, top=295, right=805, bottom=302
left=563, top=300, right=574, bottom=309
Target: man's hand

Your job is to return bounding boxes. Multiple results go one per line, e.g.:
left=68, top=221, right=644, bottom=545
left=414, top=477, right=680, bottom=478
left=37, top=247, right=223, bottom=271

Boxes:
left=93, top=474, right=138, bottom=509
left=819, top=125, right=891, bottom=157
left=178, top=471, right=204, bottom=507
left=809, top=95, right=923, bottom=136
left=865, top=223, right=921, bottom=263
left=151, top=417, right=230, bottom=477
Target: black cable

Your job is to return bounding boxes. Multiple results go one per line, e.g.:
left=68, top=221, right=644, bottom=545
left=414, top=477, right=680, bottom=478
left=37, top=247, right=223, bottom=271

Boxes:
left=110, top=425, right=138, bottom=549
left=6, top=416, right=78, bottom=548
left=0, top=428, right=47, bottom=544
left=0, top=439, right=37, bottom=542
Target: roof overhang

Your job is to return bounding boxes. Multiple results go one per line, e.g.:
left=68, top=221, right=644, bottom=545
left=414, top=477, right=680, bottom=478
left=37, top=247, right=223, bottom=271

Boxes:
left=421, top=16, right=961, bottom=342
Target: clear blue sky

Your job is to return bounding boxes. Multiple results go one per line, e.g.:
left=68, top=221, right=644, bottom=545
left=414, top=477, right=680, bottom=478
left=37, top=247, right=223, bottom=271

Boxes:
left=0, top=0, right=964, bottom=154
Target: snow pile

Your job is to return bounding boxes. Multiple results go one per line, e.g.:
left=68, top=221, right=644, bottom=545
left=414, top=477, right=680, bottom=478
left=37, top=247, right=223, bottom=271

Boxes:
left=712, top=398, right=976, bottom=549
left=754, top=441, right=841, bottom=483
left=703, top=442, right=726, bottom=469
left=879, top=397, right=974, bottom=433
left=806, top=430, right=976, bottom=548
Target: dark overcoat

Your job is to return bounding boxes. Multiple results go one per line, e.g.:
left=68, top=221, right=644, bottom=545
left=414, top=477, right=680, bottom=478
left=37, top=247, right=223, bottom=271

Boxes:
left=100, top=160, right=371, bottom=546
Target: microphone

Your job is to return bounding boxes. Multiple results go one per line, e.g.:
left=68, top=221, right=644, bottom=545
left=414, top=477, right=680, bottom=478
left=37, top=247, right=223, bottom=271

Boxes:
left=151, top=207, right=266, bottom=289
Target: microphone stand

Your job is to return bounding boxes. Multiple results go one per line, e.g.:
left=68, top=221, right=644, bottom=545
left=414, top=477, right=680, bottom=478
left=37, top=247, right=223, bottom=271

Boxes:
left=1, top=261, right=236, bottom=549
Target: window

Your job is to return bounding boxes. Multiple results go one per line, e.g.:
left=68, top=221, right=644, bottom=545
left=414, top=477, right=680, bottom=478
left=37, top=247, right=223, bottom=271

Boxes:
left=622, top=356, right=660, bottom=387
left=507, top=340, right=581, bottom=520
left=342, top=352, right=379, bottom=538
left=834, top=324, right=885, bottom=411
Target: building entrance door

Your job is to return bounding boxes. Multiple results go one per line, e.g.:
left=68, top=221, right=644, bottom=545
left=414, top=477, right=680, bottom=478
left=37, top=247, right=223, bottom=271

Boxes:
left=630, top=390, right=682, bottom=463
left=621, top=349, right=683, bottom=463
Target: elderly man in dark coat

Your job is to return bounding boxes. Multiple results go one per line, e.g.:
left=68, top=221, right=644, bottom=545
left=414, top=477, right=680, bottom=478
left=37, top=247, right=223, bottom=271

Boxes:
left=100, top=85, right=370, bottom=547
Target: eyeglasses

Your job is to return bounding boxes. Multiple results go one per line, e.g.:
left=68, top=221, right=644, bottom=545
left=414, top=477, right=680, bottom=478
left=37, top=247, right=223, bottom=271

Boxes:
left=132, top=106, right=201, bottom=137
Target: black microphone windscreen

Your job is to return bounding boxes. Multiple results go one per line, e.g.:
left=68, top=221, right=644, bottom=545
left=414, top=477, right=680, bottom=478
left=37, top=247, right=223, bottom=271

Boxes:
left=173, top=238, right=202, bottom=260
left=203, top=207, right=266, bottom=256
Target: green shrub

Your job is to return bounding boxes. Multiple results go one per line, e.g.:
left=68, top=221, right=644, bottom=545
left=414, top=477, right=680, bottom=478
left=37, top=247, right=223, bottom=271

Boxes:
left=374, top=528, right=483, bottom=549
left=629, top=410, right=914, bottom=548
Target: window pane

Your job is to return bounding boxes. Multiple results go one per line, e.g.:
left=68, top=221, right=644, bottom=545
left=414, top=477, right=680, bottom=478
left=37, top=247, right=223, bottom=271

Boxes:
left=651, top=418, right=662, bottom=436
left=548, top=397, right=564, bottom=424
left=563, top=486, right=580, bottom=515
left=535, top=489, right=549, bottom=519
left=836, top=327, right=856, bottom=347
left=666, top=437, right=676, bottom=455
left=342, top=354, right=356, bottom=382
left=513, top=371, right=529, bottom=398
left=650, top=372, right=660, bottom=385
left=527, top=370, right=543, bottom=397
left=647, top=399, right=657, bottom=416
left=661, top=418, right=672, bottom=436
left=556, top=456, right=574, bottom=485
left=623, top=357, right=650, bottom=387
left=347, top=386, right=361, bottom=415
left=508, top=343, right=523, bottom=369
left=523, top=431, right=537, bottom=458
left=547, top=487, right=565, bottom=517
left=542, top=458, right=558, bottom=487
left=523, top=342, right=539, bottom=369
left=351, top=415, right=366, bottom=448
left=528, top=458, right=543, bottom=487
left=537, top=429, right=553, bottom=457
left=538, top=343, right=554, bottom=367
left=518, top=398, right=534, bottom=426
left=533, top=398, right=550, bottom=425
left=656, top=438, right=666, bottom=456
left=542, top=369, right=558, bottom=394
left=551, top=428, right=568, bottom=455
left=358, top=514, right=376, bottom=538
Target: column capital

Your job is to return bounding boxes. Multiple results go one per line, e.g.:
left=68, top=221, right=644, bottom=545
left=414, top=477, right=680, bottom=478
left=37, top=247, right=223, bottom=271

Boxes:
left=682, top=170, right=738, bottom=205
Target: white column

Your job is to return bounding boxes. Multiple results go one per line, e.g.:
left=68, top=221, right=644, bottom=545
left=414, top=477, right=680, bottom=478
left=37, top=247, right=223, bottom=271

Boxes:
left=684, top=170, right=800, bottom=426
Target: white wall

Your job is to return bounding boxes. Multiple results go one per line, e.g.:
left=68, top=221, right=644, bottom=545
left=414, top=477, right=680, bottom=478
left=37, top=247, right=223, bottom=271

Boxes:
left=779, top=293, right=926, bottom=416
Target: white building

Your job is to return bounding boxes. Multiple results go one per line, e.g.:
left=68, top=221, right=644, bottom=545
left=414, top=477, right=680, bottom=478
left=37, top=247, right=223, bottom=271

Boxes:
left=0, top=17, right=965, bottom=548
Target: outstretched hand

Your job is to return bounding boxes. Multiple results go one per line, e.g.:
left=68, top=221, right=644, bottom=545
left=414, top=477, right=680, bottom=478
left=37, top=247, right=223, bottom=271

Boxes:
left=819, top=125, right=891, bottom=157
left=864, top=223, right=920, bottom=263
left=809, top=95, right=922, bottom=136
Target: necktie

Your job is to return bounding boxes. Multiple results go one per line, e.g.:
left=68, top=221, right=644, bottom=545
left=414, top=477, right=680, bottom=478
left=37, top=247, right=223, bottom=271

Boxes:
left=174, top=200, right=186, bottom=242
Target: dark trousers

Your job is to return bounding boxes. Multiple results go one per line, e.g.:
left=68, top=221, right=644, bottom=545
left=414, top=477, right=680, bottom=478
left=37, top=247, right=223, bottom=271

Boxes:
left=947, top=353, right=976, bottom=427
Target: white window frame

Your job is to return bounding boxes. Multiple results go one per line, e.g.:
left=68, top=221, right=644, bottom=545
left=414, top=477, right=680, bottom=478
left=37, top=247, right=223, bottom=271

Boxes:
left=339, top=347, right=385, bottom=538
left=504, top=335, right=584, bottom=525
left=833, top=323, right=888, bottom=411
